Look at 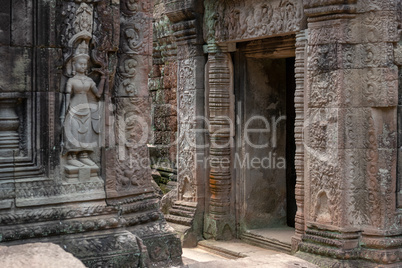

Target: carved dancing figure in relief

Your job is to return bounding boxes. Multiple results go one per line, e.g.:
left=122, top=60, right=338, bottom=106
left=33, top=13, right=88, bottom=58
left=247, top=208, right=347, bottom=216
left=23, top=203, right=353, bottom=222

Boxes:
left=61, top=41, right=105, bottom=167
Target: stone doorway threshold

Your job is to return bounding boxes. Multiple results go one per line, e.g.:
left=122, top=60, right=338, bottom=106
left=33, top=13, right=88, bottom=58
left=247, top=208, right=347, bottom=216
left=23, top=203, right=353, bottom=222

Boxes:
left=240, top=226, right=295, bottom=253
left=181, top=239, right=317, bottom=268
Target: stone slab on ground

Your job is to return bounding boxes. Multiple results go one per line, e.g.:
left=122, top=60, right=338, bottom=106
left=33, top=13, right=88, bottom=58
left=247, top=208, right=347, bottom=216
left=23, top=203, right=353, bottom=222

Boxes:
left=0, top=242, right=86, bottom=268
left=246, top=227, right=295, bottom=244
left=182, top=239, right=318, bottom=268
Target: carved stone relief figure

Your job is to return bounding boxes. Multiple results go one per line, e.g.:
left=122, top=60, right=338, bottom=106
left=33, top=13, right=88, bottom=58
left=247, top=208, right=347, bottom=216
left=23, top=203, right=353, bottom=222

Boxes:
left=61, top=40, right=105, bottom=168
left=213, top=0, right=302, bottom=43
left=59, top=2, right=108, bottom=182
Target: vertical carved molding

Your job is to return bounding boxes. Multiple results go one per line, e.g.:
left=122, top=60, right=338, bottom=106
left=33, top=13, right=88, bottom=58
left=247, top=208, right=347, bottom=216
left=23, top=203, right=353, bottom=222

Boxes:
left=164, top=0, right=205, bottom=203
left=105, top=0, right=154, bottom=199
left=291, top=30, right=307, bottom=252
left=163, top=0, right=206, bottom=245
left=204, top=44, right=235, bottom=239
left=0, top=98, right=20, bottom=158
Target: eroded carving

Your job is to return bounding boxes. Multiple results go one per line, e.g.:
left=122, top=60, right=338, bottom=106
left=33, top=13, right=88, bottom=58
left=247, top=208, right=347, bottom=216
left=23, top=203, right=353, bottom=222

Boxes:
left=211, top=0, right=302, bottom=43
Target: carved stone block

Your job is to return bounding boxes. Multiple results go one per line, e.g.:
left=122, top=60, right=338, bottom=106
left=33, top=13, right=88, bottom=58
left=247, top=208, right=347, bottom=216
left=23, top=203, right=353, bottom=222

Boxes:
left=306, top=70, right=340, bottom=108
left=0, top=46, right=32, bottom=92
left=0, top=1, right=11, bottom=45
left=308, top=11, right=398, bottom=45
left=356, top=0, right=397, bottom=13
left=11, top=0, right=33, bottom=46
left=64, top=165, right=99, bottom=182
left=308, top=19, right=360, bottom=45
left=94, top=2, right=120, bottom=51
left=178, top=58, right=196, bottom=92
left=307, top=66, right=398, bottom=109
left=213, top=0, right=303, bottom=43
left=120, top=18, right=153, bottom=56
left=178, top=91, right=196, bottom=123
left=105, top=97, right=153, bottom=198
left=59, top=231, right=149, bottom=267
left=115, top=55, right=152, bottom=97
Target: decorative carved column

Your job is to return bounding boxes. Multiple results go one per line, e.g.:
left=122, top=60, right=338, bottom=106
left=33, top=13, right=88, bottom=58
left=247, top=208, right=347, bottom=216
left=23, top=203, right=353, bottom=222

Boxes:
left=297, top=1, right=402, bottom=266
left=204, top=43, right=235, bottom=240
left=164, top=0, right=206, bottom=246
left=291, top=29, right=307, bottom=253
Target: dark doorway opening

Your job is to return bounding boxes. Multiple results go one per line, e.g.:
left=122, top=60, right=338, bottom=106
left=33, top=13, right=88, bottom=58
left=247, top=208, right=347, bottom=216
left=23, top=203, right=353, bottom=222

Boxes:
left=234, top=36, right=297, bottom=252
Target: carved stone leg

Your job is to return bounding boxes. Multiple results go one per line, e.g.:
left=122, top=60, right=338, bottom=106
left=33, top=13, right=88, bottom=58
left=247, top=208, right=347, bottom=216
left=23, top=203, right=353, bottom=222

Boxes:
left=78, top=151, right=96, bottom=166
left=67, top=153, right=84, bottom=167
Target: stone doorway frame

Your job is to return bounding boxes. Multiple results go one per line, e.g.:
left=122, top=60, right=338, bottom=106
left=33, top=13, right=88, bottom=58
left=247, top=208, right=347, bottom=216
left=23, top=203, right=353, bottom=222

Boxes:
left=229, top=34, right=307, bottom=252
left=203, top=31, right=307, bottom=250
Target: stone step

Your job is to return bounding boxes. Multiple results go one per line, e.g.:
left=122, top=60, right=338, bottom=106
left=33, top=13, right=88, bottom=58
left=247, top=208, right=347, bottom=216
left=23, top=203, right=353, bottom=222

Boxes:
left=197, top=240, right=247, bottom=260
left=165, top=214, right=193, bottom=226
left=174, top=200, right=197, bottom=208
left=240, top=231, right=291, bottom=254
left=169, top=208, right=195, bottom=218
left=168, top=222, right=192, bottom=235
left=171, top=204, right=196, bottom=213
left=167, top=222, right=198, bottom=248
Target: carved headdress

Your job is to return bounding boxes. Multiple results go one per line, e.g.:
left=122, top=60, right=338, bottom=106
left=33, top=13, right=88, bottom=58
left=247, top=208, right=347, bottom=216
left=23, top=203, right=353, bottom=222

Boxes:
left=63, top=1, right=94, bottom=77
left=73, top=40, right=90, bottom=61
left=66, top=39, right=91, bottom=76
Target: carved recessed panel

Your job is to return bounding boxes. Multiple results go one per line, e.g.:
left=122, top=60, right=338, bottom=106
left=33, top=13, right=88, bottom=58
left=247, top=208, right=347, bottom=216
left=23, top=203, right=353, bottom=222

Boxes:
left=177, top=148, right=196, bottom=201
left=210, top=0, right=302, bottom=44
left=0, top=47, right=32, bottom=93
left=115, top=55, right=151, bottom=97
left=306, top=70, right=340, bottom=108
left=307, top=151, right=343, bottom=226
left=121, top=0, right=152, bottom=16
left=178, top=58, right=195, bottom=92
left=120, top=18, right=152, bottom=55
left=105, top=97, right=153, bottom=197
left=93, top=2, right=120, bottom=51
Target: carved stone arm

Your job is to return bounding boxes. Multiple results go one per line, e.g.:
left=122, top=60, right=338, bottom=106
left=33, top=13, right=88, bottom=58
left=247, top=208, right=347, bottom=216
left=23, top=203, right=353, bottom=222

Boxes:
left=92, top=76, right=106, bottom=98
left=61, top=80, right=72, bottom=125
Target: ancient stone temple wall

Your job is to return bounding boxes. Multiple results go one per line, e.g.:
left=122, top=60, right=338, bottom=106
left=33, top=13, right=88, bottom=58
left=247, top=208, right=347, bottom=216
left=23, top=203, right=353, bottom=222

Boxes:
left=149, top=0, right=178, bottom=170
left=162, top=0, right=207, bottom=246
left=164, top=0, right=402, bottom=266
left=0, top=0, right=181, bottom=267
left=297, top=1, right=402, bottom=266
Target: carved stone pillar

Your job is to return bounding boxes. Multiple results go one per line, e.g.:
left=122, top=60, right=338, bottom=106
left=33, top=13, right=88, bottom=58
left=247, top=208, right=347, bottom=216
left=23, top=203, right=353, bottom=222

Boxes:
left=164, top=0, right=206, bottom=246
left=291, top=30, right=307, bottom=253
left=297, top=1, right=401, bottom=266
left=204, top=44, right=235, bottom=240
